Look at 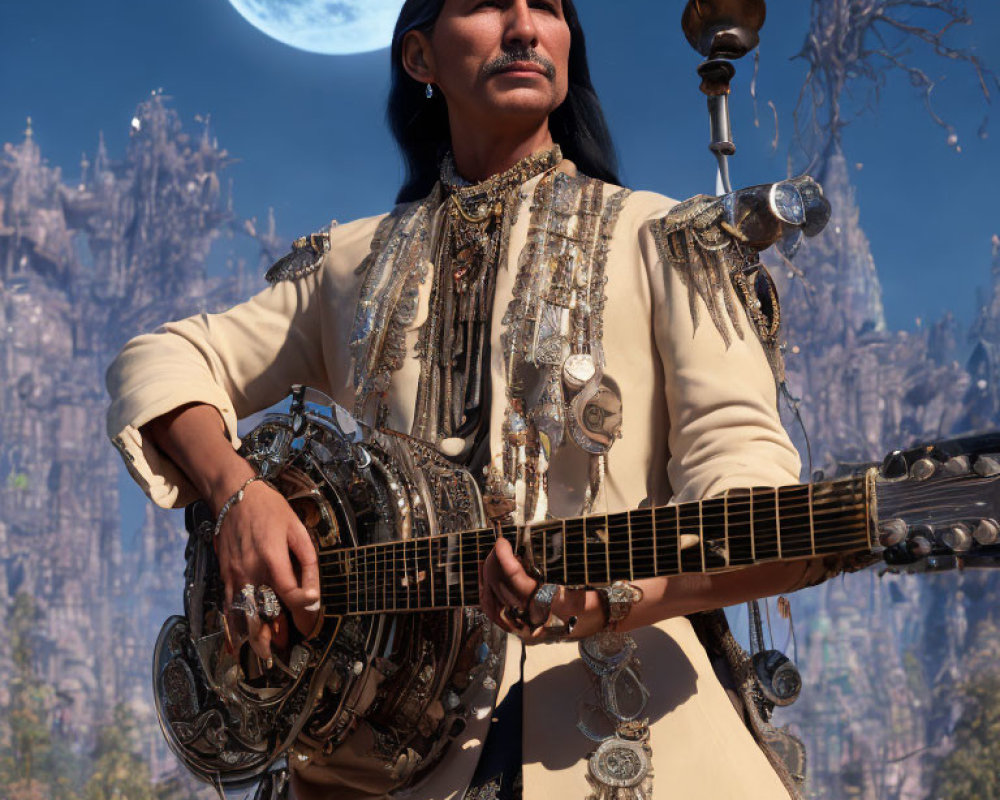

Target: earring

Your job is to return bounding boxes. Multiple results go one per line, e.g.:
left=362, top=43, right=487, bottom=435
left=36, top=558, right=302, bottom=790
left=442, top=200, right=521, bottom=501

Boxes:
left=425, top=83, right=434, bottom=100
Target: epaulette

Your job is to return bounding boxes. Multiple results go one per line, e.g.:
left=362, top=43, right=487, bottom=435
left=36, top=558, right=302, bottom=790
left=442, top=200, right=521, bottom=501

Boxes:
left=265, top=222, right=337, bottom=284
left=650, top=196, right=785, bottom=382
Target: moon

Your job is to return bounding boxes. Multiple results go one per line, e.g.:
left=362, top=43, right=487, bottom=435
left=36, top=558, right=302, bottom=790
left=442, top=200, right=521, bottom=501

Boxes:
left=227, top=0, right=405, bottom=56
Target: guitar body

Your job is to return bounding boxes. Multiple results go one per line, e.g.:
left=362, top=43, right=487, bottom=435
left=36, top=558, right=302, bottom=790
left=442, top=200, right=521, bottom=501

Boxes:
left=152, top=388, right=506, bottom=793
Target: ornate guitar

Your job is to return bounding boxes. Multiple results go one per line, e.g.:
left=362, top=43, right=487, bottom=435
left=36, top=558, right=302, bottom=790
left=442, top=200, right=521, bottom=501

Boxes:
left=152, top=386, right=1000, bottom=795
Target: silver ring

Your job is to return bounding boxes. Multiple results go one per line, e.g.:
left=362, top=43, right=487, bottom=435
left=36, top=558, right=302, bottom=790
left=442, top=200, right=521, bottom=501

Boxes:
left=232, top=583, right=258, bottom=619
left=255, top=585, right=281, bottom=621
left=531, top=583, right=559, bottom=627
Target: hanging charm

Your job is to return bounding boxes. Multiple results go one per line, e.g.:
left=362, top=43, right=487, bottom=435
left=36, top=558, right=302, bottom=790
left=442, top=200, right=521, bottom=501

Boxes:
left=748, top=600, right=802, bottom=707
left=425, top=83, right=434, bottom=99
left=578, top=633, right=655, bottom=800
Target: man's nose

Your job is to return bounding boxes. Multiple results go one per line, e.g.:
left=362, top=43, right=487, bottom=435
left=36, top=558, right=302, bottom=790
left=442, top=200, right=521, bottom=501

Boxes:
left=504, top=0, right=540, bottom=50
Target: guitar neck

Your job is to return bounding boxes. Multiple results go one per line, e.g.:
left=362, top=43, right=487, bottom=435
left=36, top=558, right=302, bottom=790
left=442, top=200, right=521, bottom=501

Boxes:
left=319, top=474, right=873, bottom=616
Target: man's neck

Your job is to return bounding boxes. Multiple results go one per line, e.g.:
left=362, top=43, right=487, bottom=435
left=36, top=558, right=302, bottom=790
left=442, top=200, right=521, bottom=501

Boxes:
left=448, top=118, right=556, bottom=184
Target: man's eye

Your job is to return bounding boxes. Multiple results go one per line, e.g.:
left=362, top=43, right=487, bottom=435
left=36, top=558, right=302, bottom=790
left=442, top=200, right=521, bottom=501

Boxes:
left=529, top=0, right=560, bottom=13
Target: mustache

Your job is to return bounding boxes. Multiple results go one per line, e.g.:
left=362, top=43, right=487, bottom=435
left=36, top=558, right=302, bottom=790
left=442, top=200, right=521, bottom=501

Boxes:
left=482, top=47, right=557, bottom=80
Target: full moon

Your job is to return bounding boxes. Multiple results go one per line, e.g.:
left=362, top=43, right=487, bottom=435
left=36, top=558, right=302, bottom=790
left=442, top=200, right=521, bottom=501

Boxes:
left=227, top=0, right=405, bottom=56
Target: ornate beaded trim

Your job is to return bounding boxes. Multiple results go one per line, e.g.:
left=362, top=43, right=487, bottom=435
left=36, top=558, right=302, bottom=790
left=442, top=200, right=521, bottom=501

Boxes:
left=649, top=195, right=746, bottom=349
left=349, top=191, right=438, bottom=423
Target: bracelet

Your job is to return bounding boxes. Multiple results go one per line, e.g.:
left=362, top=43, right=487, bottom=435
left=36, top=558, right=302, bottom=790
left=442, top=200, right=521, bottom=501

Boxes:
left=213, top=475, right=267, bottom=538
left=597, top=581, right=644, bottom=632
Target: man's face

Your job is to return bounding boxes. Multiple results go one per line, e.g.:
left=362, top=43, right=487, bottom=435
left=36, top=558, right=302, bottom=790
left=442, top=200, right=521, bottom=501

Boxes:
left=418, top=0, right=571, bottom=129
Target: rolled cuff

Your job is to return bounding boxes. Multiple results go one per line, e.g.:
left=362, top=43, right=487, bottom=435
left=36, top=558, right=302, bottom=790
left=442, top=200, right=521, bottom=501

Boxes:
left=107, top=382, right=240, bottom=509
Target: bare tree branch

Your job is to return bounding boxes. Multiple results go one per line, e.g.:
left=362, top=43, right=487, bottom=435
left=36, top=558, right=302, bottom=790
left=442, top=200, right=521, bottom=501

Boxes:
left=793, top=0, right=998, bottom=174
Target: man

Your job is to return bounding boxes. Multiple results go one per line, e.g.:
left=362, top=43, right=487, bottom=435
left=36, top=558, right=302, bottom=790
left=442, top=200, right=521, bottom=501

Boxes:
left=107, top=1, right=828, bottom=798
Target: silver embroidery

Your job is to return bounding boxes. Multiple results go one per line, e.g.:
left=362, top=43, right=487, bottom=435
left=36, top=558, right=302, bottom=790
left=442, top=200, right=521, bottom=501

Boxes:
left=349, top=192, right=438, bottom=422
left=649, top=195, right=746, bottom=348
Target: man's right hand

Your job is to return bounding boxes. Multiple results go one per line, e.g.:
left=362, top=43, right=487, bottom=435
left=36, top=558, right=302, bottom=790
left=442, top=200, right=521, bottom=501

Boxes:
left=210, top=473, right=320, bottom=665
left=143, top=403, right=320, bottom=666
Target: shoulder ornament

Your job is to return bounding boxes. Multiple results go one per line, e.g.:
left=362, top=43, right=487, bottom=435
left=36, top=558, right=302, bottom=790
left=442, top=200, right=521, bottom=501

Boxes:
left=265, top=222, right=337, bottom=285
left=650, top=195, right=746, bottom=348
left=650, top=194, right=785, bottom=380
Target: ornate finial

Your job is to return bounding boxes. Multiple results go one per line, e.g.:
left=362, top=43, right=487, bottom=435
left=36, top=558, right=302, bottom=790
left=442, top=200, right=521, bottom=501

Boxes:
left=682, top=0, right=767, bottom=193
left=24, top=116, right=33, bottom=140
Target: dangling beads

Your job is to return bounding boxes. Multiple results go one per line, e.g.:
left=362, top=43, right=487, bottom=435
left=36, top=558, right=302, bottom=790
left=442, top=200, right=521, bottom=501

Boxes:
left=425, top=83, right=434, bottom=100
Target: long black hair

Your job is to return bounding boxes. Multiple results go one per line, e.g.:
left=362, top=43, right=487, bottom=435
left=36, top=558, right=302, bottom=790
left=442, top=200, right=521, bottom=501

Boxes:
left=388, top=0, right=621, bottom=203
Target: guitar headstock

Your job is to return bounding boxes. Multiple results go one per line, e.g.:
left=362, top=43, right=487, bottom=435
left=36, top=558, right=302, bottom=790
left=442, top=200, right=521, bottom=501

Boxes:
left=874, top=433, right=1000, bottom=572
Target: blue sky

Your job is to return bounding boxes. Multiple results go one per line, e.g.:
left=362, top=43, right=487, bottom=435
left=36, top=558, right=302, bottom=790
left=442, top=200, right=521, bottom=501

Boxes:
left=2, top=0, right=999, bottom=332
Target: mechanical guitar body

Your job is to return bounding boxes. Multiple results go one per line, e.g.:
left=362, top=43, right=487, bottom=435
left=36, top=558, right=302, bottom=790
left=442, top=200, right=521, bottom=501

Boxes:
left=152, top=387, right=506, bottom=793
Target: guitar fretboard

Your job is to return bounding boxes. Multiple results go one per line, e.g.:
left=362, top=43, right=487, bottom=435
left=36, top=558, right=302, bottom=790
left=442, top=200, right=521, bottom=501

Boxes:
left=318, top=475, right=871, bottom=616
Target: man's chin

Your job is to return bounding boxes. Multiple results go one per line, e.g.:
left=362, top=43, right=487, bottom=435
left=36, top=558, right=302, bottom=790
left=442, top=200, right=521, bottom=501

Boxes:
left=481, top=90, right=561, bottom=122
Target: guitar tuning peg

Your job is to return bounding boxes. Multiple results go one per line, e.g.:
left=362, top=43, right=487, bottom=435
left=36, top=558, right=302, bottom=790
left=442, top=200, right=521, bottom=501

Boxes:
left=939, top=523, right=973, bottom=553
left=909, top=458, right=937, bottom=481
left=907, top=536, right=933, bottom=558
left=879, top=451, right=907, bottom=481
left=974, top=518, right=1000, bottom=546
left=974, top=455, right=1000, bottom=477
left=877, top=518, right=908, bottom=548
left=942, top=455, right=972, bottom=476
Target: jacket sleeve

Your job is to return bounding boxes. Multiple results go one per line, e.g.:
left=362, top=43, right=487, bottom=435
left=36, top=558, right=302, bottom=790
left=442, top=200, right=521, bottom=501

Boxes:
left=106, top=265, right=337, bottom=510
left=639, top=198, right=801, bottom=503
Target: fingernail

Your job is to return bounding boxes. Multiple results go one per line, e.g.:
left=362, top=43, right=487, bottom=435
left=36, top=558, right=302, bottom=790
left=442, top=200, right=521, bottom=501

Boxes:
left=266, top=656, right=274, bottom=670
left=304, top=600, right=321, bottom=612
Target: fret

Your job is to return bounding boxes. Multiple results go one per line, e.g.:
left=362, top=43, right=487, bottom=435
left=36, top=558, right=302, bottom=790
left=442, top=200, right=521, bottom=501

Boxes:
left=541, top=524, right=549, bottom=583
left=528, top=521, right=559, bottom=582
left=385, top=542, right=399, bottom=609
left=564, top=516, right=588, bottom=585
left=561, top=519, right=568, bottom=585
left=723, top=491, right=731, bottom=567
left=402, top=538, right=413, bottom=611
left=584, top=514, right=610, bottom=585
left=725, top=490, right=754, bottom=567
left=376, top=543, right=386, bottom=612
left=356, top=547, right=365, bottom=613
left=603, top=515, right=612, bottom=584
left=775, top=489, right=782, bottom=560
left=453, top=532, right=463, bottom=606
left=428, top=535, right=443, bottom=608
left=627, top=510, right=635, bottom=580
left=414, top=537, right=426, bottom=609
left=699, top=497, right=730, bottom=570
left=653, top=505, right=679, bottom=577
left=678, top=501, right=702, bottom=573
left=651, top=507, right=659, bottom=578
left=425, top=537, right=436, bottom=609
left=344, top=549, right=353, bottom=614
left=698, top=501, right=707, bottom=573
left=606, top=511, right=632, bottom=583
left=361, top=545, right=372, bottom=613
left=752, top=487, right=780, bottom=562
left=371, top=545, right=380, bottom=611
left=808, top=483, right=816, bottom=555
left=461, top=529, right=478, bottom=607
left=442, top=534, right=452, bottom=607
left=462, top=530, right=481, bottom=607
left=778, top=485, right=814, bottom=559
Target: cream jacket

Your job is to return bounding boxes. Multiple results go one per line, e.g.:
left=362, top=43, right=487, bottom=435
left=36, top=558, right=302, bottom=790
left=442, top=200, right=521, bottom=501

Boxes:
left=107, top=170, right=801, bottom=800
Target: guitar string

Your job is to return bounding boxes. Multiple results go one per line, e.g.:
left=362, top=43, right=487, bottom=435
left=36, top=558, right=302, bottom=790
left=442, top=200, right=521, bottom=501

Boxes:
left=315, top=484, right=868, bottom=569
left=316, top=484, right=871, bottom=609
left=314, top=478, right=865, bottom=553
left=319, top=515, right=872, bottom=612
